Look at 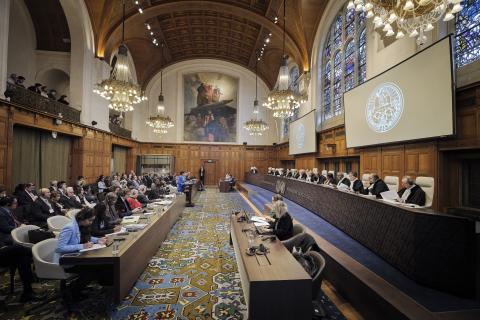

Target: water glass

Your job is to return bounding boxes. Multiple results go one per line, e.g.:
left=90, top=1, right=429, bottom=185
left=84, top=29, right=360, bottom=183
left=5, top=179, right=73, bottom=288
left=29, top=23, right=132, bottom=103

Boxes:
left=112, top=240, right=120, bottom=256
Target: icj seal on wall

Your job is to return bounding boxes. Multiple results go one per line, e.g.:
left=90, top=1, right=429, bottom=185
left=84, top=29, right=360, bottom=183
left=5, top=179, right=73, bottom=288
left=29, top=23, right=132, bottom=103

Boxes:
left=295, top=123, right=305, bottom=149
left=365, top=82, right=404, bottom=133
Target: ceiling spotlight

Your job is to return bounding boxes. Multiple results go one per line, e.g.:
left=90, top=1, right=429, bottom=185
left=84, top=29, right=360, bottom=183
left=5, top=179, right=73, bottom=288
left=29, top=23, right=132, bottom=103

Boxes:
left=269, top=32, right=272, bottom=36
left=138, top=8, right=143, bottom=14
left=265, top=38, right=270, bottom=43
left=135, top=0, right=139, bottom=4
left=146, top=23, right=151, bottom=30
left=150, top=31, right=154, bottom=35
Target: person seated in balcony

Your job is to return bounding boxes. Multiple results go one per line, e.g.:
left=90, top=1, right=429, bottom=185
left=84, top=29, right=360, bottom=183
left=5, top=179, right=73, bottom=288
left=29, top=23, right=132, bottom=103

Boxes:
left=47, top=89, right=57, bottom=100
left=40, top=86, right=48, bottom=98
left=58, top=95, right=69, bottom=105
left=28, top=83, right=42, bottom=94
left=7, top=73, right=17, bottom=85
left=15, top=76, right=25, bottom=87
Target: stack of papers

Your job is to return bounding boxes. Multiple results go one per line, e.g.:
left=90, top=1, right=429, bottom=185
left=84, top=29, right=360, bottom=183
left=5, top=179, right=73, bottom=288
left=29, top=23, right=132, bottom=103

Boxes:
left=125, top=224, right=147, bottom=231
left=79, top=244, right=106, bottom=252
left=122, top=216, right=140, bottom=224
left=106, top=227, right=127, bottom=236
left=250, top=216, right=270, bottom=227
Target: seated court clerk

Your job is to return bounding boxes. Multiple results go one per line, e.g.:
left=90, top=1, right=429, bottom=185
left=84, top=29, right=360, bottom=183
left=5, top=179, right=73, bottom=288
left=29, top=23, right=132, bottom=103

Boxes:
left=264, top=201, right=293, bottom=241
left=55, top=208, right=110, bottom=297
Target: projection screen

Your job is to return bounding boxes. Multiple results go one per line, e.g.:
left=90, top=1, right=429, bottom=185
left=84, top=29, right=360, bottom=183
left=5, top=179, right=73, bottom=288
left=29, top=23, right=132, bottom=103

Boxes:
left=344, top=36, right=455, bottom=148
left=289, top=110, right=316, bottom=155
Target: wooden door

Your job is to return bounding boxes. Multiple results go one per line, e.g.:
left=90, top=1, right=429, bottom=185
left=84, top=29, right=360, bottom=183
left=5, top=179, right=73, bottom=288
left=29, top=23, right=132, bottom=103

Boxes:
left=203, top=161, right=217, bottom=185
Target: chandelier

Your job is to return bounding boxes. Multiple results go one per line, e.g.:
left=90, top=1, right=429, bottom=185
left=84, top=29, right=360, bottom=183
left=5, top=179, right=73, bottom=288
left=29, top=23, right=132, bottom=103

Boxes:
left=348, top=0, right=464, bottom=45
left=93, top=0, right=146, bottom=112
left=146, top=44, right=174, bottom=135
left=245, top=63, right=269, bottom=136
left=263, top=0, right=305, bottom=118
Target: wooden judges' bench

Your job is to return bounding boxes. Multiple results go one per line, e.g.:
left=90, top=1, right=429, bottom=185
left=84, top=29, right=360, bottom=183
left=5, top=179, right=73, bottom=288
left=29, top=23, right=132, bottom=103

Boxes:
left=230, top=214, right=312, bottom=320
left=60, top=194, right=185, bottom=303
left=245, top=173, right=479, bottom=299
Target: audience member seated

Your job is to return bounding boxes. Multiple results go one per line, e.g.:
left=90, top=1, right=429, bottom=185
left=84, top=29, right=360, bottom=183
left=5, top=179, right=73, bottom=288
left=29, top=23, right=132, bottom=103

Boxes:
left=0, top=186, right=7, bottom=198
left=348, top=171, right=364, bottom=193
left=126, top=189, right=143, bottom=210
left=115, top=190, right=139, bottom=217
left=60, top=187, right=83, bottom=209
left=57, top=181, right=67, bottom=196
left=336, top=172, right=351, bottom=188
left=83, top=185, right=97, bottom=204
left=7, top=73, right=17, bottom=85
left=30, top=188, right=57, bottom=228
left=91, top=203, right=121, bottom=237
left=49, top=180, right=58, bottom=192
left=264, top=201, right=293, bottom=241
left=105, top=192, right=122, bottom=225
left=0, top=196, right=21, bottom=245
left=17, top=183, right=38, bottom=206
left=15, top=75, right=26, bottom=87
left=40, top=86, right=48, bottom=98
left=137, top=185, right=153, bottom=204
left=397, top=176, right=426, bottom=206
left=55, top=207, right=109, bottom=298
left=363, top=174, right=389, bottom=198
left=74, top=186, right=95, bottom=208
left=57, top=95, right=69, bottom=105
left=50, top=191, right=67, bottom=215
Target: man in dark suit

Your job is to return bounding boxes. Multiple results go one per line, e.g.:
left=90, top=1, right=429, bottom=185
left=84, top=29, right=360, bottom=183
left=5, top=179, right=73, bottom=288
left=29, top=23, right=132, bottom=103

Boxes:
left=59, top=187, right=83, bottom=209
left=0, top=196, right=20, bottom=245
left=397, top=176, right=426, bottom=206
left=364, top=174, right=389, bottom=198
left=17, top=183, right=37, bottom=206
left=348, top=171, right=364, bottom=193
left=30, top=188, right=56, bottom=228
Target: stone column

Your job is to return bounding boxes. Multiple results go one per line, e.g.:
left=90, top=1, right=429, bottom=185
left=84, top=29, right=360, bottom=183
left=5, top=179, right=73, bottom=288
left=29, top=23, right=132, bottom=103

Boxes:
left=0, top=0, right=11, bottom=98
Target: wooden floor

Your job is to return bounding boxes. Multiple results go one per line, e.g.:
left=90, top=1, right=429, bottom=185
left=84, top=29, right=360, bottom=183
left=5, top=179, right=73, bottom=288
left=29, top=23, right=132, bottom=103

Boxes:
left=237, top=189, right=364, bottom=320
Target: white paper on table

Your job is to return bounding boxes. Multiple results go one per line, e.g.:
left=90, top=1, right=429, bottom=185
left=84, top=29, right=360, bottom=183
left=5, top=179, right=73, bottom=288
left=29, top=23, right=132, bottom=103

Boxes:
left=79, top=244, right=106, bottom=252
left=125, top=223, right=147, bottom=230
left=254, top=221, right=270, bottom=227
left=250, top=216, right=267, bottom=223
left=143, top=211, right=155, bottom=215
left=380, top=190, right=400, bottom=201
left=122, top=216, right=140, bottom=223
left=106, top=227, right=127, bottom=236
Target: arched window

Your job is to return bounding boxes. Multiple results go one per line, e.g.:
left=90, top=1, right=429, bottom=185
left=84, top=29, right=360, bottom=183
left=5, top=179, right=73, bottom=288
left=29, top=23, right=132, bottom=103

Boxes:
left=283, top=65, right=301, bottom=138
left=320, top=4, right=366, bottom=121
left=455, top=0, right=480, bottom=67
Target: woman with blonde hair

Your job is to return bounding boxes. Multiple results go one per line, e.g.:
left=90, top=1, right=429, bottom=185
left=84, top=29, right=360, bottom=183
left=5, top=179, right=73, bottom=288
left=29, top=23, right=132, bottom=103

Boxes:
left=265, top=200, right=293, bottom=240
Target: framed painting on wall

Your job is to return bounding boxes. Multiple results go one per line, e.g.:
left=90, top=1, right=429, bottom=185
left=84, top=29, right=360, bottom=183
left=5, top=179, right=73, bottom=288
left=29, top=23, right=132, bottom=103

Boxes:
left=183, top=72, right=238, bottom=143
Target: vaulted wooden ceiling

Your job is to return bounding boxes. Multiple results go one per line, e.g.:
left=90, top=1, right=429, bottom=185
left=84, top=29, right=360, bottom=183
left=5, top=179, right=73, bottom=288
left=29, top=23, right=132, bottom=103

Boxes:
left=28, top=0, right=329, bottom=89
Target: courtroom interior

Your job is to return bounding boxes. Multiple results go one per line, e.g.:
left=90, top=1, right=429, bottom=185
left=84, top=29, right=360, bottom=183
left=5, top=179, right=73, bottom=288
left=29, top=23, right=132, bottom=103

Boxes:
left=0, top=0, right=479, bottom=319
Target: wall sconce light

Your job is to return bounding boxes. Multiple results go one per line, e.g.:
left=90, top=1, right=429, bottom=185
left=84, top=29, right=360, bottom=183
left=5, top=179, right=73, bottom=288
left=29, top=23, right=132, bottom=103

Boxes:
left=54, top=118, right=62, bottom=125
left=326, top=143, right=336, bottom=153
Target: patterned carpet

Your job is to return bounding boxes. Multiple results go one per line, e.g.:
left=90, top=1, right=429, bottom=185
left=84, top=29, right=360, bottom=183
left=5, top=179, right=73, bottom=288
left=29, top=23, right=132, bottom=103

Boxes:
left=0, top=189, right=347, bottom=319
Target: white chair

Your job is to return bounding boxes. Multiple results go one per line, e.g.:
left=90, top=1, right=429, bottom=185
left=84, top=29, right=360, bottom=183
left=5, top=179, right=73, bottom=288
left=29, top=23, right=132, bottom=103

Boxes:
left=11, top=225, right=40, bottom=248
left=66, top=209, right=80, bottom=220
left=416, top=177, right=435, bottom=208
left=384, top=176, right=399, bottom=192
left=328, top=170, right=335, bottom=175
left=28, top=239, right=76, bottom=314
left=47, top=216, right=71, bottom=232
left=361, top=173, right=370, bottom=188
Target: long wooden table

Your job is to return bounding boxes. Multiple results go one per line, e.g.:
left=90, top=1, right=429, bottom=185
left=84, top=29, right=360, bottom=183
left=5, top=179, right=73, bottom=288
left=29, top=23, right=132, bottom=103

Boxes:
left=245, top=173, right=479, bottom=299
left=230, top=215, right=312, bottom=320
left=60, top=194, right=185, bottom=303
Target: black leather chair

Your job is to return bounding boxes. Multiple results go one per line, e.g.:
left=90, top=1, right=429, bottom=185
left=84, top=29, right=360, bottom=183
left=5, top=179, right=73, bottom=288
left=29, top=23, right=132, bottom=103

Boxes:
left=307, top=251, right=327, bottom=318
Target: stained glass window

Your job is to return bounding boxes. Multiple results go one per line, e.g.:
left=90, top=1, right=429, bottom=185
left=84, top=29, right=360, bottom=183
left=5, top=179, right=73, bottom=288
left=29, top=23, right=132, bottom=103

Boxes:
left=455, top=0, right=480, bottom=67
left=320, top=3, right=366, bottom=122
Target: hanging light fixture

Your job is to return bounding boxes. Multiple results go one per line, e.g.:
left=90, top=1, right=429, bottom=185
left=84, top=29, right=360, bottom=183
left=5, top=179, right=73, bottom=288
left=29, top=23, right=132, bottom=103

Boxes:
left=244, top=62, right=269, bottom=136
left=263, top=0, right=305, bottom=118
left=348, top=0, right=463, bottom=46
left=94, top=0, right=147, bottom=112
left=146, top=43, right=174, bottom=134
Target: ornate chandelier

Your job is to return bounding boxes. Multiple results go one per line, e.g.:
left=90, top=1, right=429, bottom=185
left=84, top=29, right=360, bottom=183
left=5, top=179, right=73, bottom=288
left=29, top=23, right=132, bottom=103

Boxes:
left=348, top=0, right=464, bottom=45
left=93, top=0, right=146, bottom=112
left=146, top=44, right=174, bottom=135
left=263, top=0, right=305, bottom=118
left=244, top=62, right=269, bottom=136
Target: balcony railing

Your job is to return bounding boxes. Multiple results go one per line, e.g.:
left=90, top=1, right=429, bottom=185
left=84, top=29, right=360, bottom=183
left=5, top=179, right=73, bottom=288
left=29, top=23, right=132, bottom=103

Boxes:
left=5, top=83, right=81, bottom=122
left=109, top=122, right=132, bottom=139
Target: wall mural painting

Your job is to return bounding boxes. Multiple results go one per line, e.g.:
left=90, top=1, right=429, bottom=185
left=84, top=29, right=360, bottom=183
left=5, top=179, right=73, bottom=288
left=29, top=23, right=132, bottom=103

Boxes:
left=184, top=72, right=238, bottom=143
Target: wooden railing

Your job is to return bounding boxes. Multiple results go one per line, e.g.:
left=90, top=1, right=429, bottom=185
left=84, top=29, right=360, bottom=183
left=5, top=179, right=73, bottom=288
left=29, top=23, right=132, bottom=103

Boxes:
left=5, top=83, right=81, bottom=122
left=109, top=122, right=132, bottom=139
